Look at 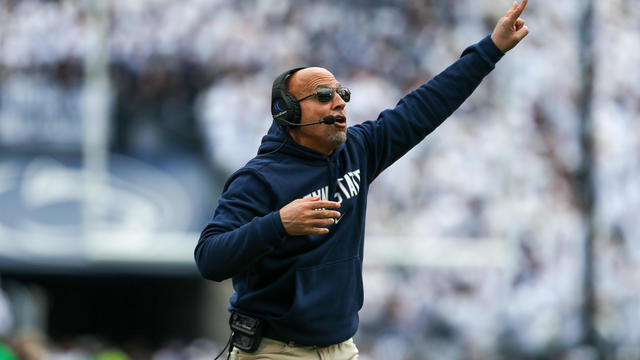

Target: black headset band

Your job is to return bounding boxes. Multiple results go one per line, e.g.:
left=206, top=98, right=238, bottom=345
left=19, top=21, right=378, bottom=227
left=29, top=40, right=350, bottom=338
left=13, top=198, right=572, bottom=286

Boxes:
left=272, top=67, right=306, bottom=93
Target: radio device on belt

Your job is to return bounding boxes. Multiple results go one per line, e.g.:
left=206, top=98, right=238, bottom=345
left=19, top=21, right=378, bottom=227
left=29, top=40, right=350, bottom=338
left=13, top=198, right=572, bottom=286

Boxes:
left=229, top=311, right=264, bottom=353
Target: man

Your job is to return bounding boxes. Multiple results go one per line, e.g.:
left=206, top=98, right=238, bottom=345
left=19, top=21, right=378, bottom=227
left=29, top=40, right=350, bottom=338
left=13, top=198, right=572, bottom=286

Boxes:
left=195, top=1, right=529, bottom=358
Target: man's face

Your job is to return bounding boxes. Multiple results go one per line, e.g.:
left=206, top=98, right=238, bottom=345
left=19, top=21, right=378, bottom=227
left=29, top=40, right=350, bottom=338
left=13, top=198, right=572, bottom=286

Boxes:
left=287, top=67, right=348, bottom=155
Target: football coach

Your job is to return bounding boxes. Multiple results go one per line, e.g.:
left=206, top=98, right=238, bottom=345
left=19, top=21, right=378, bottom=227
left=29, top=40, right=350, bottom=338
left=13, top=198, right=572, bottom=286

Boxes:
left=196, top=1, right=529, bottom=358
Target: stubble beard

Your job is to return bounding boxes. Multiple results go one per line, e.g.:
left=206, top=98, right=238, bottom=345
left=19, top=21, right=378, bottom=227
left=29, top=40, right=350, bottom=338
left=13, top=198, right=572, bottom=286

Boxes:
left=327, top=128, right=347, bottom=148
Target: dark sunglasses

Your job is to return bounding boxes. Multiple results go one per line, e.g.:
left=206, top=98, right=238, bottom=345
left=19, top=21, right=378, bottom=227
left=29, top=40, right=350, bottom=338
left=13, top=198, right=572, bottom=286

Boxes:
left=297, top=87, right=351, bottom=103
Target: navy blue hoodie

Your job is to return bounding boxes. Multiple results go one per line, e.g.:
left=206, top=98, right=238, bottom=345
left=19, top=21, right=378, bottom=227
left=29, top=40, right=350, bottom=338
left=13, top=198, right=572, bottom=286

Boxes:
left=195, top=35, right=503, bottom=346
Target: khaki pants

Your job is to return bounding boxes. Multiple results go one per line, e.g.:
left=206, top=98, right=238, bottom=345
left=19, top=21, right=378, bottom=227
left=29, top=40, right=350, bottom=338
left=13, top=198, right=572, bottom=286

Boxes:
left=229, top=337, right=359, bottom=360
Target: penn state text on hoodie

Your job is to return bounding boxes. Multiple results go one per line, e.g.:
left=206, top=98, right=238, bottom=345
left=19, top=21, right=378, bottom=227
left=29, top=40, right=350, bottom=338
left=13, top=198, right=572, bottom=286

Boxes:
left=195, top=35, right=503, bottom=346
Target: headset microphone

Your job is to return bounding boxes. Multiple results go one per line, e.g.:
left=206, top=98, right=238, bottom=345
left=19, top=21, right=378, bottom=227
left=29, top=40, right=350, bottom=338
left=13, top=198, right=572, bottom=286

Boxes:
left=319, top=115, right=336, bottom=125
left=277, top=115, right=337, bottom=127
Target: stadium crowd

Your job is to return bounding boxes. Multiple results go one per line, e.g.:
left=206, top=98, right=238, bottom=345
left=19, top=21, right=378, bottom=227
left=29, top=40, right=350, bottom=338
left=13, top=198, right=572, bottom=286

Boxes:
left=2, top=0, right=640, bottom=358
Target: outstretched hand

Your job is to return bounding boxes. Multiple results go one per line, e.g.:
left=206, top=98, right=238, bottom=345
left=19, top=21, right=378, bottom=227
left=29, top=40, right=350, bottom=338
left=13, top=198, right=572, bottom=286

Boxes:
left=491, top=0, right=529, bottom=53
left=280, top=196, right=341, bottom=236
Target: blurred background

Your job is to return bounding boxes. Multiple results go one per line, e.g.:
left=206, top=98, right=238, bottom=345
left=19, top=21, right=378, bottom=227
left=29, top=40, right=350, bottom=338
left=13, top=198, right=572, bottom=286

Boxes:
left=0, top=0, right=639, bottom=359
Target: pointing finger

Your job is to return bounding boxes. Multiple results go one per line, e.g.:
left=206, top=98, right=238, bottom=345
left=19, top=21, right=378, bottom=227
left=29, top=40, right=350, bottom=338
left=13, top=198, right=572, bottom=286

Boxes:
left=510, top=0, right=528, bottom=21
left=504, top=1, right=518, bottom=19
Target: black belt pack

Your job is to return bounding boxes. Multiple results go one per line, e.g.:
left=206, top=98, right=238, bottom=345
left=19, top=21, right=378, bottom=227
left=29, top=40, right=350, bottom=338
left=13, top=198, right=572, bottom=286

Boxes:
left=229, top=311, right=264, bottom=353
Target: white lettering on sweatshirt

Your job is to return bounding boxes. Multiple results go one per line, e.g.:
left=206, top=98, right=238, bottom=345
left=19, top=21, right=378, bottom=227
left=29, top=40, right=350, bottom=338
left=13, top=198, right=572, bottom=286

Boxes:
left=303, top=169, right=361, bottom=205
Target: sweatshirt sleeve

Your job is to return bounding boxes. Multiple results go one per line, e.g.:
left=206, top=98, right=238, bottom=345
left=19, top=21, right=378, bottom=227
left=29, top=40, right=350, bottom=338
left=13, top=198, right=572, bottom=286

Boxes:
left=194, top=169, right=287, bottom=282
left=350, top=35, right=504, bottom=182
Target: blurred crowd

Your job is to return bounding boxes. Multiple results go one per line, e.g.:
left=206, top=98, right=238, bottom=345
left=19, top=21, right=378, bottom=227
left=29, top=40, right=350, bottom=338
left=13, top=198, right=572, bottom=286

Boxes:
left=0, top=330, right=221, bottom=360
left=2, top=0, right=640, bottom=359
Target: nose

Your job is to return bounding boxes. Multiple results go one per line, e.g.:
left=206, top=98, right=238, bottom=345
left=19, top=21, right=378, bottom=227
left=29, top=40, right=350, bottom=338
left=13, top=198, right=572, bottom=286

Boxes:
left=331, top=91, right=346, bottom=110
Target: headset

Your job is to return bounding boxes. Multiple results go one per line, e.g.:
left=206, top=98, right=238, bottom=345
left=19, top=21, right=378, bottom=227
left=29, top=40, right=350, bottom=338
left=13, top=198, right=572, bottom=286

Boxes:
left=270, top=67, right=336, bottom=128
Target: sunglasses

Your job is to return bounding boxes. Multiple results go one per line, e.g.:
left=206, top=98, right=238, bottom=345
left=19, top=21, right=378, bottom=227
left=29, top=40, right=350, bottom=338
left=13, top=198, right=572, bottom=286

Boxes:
left=297, top=87, right=351, bottom=103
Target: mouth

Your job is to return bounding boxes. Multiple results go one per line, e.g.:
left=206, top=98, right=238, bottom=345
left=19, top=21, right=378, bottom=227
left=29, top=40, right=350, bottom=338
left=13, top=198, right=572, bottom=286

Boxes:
left=333, top=115, right=347, bottom=128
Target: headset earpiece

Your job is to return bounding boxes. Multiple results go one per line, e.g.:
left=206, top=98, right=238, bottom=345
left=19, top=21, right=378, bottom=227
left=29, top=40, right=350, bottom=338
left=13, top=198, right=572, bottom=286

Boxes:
left=271, top=67, right=307, bottom=127
left=281, top=93, right=301, bottom=126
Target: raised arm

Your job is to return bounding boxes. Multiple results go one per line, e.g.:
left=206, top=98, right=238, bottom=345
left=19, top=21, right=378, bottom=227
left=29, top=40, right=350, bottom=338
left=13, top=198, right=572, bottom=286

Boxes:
left=491, top=0, right=529, bottom=53
left=351, top=1, right=530, bottom=182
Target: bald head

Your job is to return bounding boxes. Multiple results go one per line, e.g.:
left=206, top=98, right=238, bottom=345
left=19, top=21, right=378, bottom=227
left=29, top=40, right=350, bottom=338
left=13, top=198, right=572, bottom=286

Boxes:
left=287, top=67, right=339, bottom=99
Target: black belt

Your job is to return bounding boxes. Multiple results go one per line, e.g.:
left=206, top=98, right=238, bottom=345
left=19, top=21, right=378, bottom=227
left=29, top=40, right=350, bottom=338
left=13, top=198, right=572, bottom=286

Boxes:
left=263, top=323, right=322, bottom=347
left=262, top=323, right=293, bottom=344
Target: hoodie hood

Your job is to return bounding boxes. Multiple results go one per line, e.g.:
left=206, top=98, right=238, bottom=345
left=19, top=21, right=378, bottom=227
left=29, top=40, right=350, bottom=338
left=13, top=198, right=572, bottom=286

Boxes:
left=257, top=121, right=289, bottom=154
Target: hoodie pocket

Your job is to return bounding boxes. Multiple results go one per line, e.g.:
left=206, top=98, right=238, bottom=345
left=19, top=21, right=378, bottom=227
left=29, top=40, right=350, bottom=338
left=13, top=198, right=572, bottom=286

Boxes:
left=275, top=256, right=364, bottom=332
